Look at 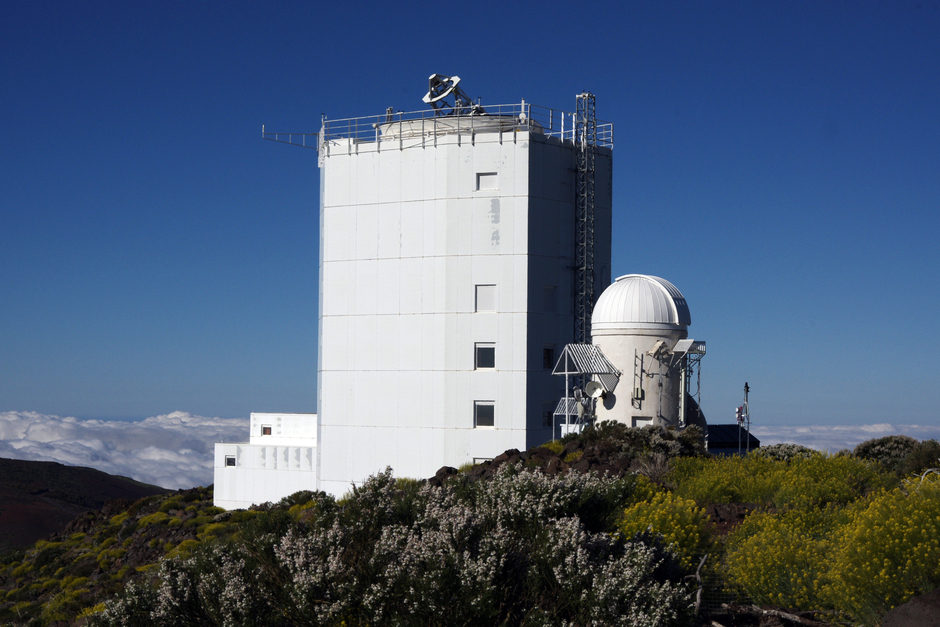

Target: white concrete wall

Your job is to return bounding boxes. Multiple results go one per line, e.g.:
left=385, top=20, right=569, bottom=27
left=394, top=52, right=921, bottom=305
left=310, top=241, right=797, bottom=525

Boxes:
left=249, top=412, right=318, bottom=447
left=213, top=441, right=318, bottom=510
left=592, top=329, right=687, bottom=428
left=318, top=129, right=612, bottom=496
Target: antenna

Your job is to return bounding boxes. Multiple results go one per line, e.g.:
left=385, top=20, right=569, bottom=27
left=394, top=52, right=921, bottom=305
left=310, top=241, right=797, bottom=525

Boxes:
left=584, top=381, right=604, bottom=398
left=261, top=124, right=318, bottom=150
left=423, top=74, right=485, bottom=116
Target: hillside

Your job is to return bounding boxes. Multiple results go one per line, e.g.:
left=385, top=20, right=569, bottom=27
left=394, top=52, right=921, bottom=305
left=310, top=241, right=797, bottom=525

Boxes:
left=1, top=427, right=938, bottom=627
left=0, top=458, right=169, bottom=555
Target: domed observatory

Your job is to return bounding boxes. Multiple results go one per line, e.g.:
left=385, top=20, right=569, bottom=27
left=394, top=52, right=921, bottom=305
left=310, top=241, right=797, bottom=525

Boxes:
left=591, top=275, right=705, bottom=429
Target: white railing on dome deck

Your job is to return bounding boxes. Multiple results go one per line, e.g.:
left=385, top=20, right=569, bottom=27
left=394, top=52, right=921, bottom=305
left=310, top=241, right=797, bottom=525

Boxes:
left=318, top=102, right=614, bottom=149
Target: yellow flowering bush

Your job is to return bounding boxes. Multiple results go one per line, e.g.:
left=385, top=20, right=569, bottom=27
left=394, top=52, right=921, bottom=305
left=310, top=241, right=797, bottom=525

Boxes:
left=772, top=454, right=892, bottom=508
left=669, top=453, right=891, bottom=507
left=823, top=474, right=940, bottom=625
left=724, top=505, right=848, bottom=609
left=670, top=455, right=785, bottom=504
left=619, top=491, right=712, bottom=569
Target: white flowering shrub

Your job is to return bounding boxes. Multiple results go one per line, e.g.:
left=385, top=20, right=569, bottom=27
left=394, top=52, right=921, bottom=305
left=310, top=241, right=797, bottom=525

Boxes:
left=90, top=466, right=694, bottom=627
left=750, top=443, right=817, bottom=463
left=853, top=435, right=919, bottom=471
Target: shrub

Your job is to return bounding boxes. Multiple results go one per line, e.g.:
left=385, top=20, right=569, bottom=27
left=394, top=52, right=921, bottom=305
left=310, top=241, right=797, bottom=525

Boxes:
left=898, top=440, right=940, bottom=478
left=854, top=435, right=919, bottom=472
left=670, top=455, right=783, bottom=504
left=823, top=475, right=940, bottom=625
left=670, top=453, right=892, bottom=508
left=724, top=504, right=849, bottom=609
left=618, top=491, right=712, bottom=569
left=564, top=450, right=583, bottom=463
left=92, top=467, right=694, bottom=627
left=138, top=512, right=170, bottom=527
left=750, top=442, right=816, bottom=462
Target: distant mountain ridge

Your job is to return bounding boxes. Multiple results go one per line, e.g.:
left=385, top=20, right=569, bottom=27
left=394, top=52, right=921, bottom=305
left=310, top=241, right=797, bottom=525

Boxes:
left=0, top=457, right=168, bottom=553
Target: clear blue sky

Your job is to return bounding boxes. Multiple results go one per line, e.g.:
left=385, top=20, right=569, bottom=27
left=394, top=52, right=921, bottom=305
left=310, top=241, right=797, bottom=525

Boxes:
left=2, top=1, right=938, bottom=429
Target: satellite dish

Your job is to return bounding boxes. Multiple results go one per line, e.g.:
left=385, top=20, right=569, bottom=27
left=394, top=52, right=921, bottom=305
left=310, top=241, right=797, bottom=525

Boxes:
left=585, top=381, right=604, bottom=398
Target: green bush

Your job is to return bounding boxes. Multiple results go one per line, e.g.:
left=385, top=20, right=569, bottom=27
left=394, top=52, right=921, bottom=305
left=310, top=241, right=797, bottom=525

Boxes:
left=854, top=435, right=919, bottom=472
left=750, top=442, right=816, bottom=462
left=898, top=440, right=940, bottom=478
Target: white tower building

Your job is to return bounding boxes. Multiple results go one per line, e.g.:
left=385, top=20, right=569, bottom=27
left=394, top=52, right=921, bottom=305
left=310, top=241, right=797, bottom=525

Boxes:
left=215, top=80, right=613, bottom=505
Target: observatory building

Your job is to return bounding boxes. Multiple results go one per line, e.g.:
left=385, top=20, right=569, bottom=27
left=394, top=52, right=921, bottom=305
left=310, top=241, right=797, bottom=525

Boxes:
left=214, top=77, right=614, bottom=506
left=590, top=274, right=706, bottom=429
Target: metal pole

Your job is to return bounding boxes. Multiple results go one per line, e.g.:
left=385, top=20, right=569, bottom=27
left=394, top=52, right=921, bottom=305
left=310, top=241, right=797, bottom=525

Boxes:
left=744, top=382, right=751, bottom=454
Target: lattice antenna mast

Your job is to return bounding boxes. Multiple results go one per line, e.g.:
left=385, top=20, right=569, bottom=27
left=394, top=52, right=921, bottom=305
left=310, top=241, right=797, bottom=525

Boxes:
left=574, top=92, right=597, bottom=346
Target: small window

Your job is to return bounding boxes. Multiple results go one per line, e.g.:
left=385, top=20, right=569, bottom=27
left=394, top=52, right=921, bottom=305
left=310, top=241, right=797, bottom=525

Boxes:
left=475, top=284, right=496, bottom=312
left=543, top=286, right=556, bottom=313
left=475, top=343, right=496, bottom=369
left=542, top=401, right=555, bottom=427
left=543, top=346, right=555, bottom=370
left=476, top=172, right=498, bottom=190
left=474, top=401, right=495, bottom=428
left=261, top=426, right=272, bottom=436
left=225, top=456, right=236, bottom=467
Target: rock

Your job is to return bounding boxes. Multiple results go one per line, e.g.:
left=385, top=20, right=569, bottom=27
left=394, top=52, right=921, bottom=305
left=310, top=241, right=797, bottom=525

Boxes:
left=492, top=449, right=520, bottom=464
left=882, top=588, right=940, bottom=627
left=563, top=441, right=582, bottom=454
left=571, top=459, right=591, bottom=473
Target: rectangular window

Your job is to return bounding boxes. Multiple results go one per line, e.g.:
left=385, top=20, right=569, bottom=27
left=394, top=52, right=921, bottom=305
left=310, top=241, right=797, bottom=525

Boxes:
left=543, top=286, right=556, bottom=313
left=543, top=346, right=555, bottom=371
left=262, top=426, right=272, bottom=436
left=476, top=172, right=498, bottom=190
left=542, top=401, right=556, bottom=428
left=475, top=343, right=496, bottom=369
left=475, top=284, right=496, bottom=312
left=225, top=456, right=236, bottom=467
left=474, top=401, right=495, bottom=428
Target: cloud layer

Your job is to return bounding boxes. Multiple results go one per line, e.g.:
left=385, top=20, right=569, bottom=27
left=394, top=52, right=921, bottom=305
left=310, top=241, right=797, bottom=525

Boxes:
left=3, top=411, right=939, bottom=491
left=752, top=423, right=940, bottom=453
left=0, top=411, right=247, bottom=490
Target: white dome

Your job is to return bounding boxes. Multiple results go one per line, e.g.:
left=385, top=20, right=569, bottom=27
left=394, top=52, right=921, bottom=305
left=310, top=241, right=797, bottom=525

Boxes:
left=592, top=274, right=691, bottom=330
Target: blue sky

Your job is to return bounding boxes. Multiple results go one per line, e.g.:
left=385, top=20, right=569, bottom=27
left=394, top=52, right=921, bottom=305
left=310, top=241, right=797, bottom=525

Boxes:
left=2, top=0, right=938, bottom=432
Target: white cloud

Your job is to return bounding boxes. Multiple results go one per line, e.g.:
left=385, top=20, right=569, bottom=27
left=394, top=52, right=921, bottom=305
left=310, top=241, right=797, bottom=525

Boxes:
left=4, top=411, right=938, bottom=490
left=0, top=411, right=247, bottom=490
left=751, top=423, right=940, bottom=453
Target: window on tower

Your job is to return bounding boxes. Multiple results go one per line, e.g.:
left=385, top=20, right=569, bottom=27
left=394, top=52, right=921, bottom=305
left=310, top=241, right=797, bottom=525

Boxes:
left=543, top=346, right=555, bottom=370
left=476, top=172, right=498, bottom=190
left=475, top=285, right=496, bottom=312
left=475, top=343, right=496, bottom=369
left=474, top=401, right=495, bottom=428
left=543, top=286, right=556, bottom=313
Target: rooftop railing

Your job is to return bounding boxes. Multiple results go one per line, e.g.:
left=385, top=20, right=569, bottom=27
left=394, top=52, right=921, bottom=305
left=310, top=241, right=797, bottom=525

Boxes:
left=318, top=101, right=613, bottom=149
